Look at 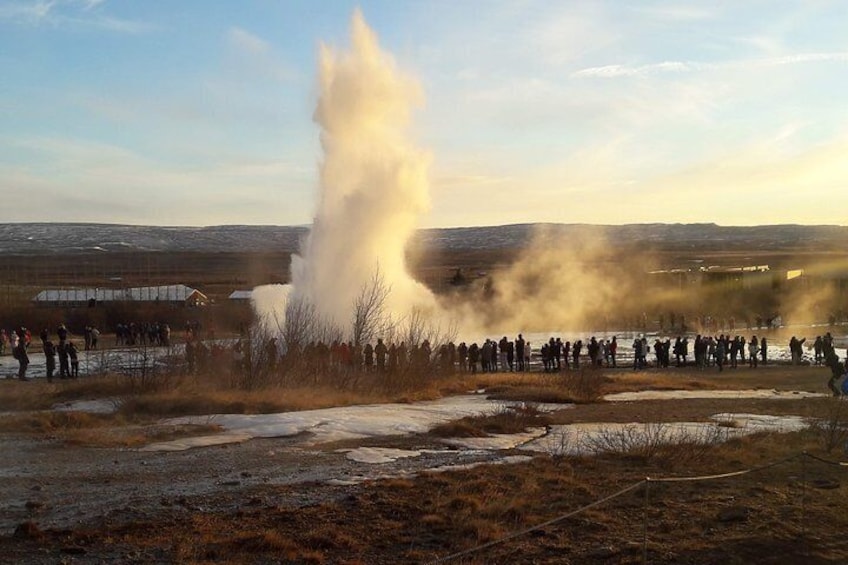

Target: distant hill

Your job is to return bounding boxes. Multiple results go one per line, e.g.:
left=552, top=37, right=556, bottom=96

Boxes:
left=1, top=222, right=847, bottom=255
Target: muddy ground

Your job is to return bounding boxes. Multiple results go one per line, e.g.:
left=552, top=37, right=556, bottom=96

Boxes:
left=1, top=364, right=847, bottom=564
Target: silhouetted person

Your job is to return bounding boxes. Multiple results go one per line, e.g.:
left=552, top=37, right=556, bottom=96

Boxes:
left=13, top=327, right=29, bottom=380
left=760, top=336, right=768, bottom=365
left=68, top=341, right=79, bottom=378
left=515, top=335, right=525, bottom=371
left=375, top=339, right=387, bottom=371
left=43, top=339, right=56, bottom=382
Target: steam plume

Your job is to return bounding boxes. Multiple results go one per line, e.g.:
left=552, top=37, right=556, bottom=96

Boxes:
left=288, top=10, right=435, bottom=330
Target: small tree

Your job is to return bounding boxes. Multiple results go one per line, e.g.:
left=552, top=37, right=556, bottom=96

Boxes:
left=351, top=267, right=394, bottom=347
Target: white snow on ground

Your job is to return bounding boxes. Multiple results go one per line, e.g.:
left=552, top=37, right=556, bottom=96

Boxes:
left=518, top=413, right=810, bottom=457
left=52, top=399, right=120, bottom=414
left=604, top=389, right=825, bottom=402
left=341, top=447, right=424, bottom=464
left=141, top=395, right=567, bottom=452
left=422, top=455, right=535, bottom=474
left=325, top=455, right=536, bottom=485
left=140, top=391, right=819, bottom=459
left=142, top=432, right=255, bottom=452
left=440, top=428, right=548, bottom=451
left=711, top=412, right=809, bottom=430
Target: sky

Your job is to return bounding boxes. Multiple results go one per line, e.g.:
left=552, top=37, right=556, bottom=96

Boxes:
left=1, top=0, right=847, bottom=228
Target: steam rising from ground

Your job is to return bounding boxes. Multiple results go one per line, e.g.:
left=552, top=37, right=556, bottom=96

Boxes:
left=287, top=10, right=436, bottom=330
left=450, top=227, right=643, bottom=334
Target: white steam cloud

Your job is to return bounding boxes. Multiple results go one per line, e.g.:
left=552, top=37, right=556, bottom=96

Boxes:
left=287, top=10, right=436, bottom=331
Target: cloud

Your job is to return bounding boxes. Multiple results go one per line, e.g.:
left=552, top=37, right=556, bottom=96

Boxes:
left=0, top=136, right=314, bottom=225
left=433, top=173, right=512, bottom=190
left=0, top=0, right=55, bottom=21
left=0, top=0, right=154, bottom=33
left=599, top=131, right=848, bottom=225
left=573, top=52, right=848, bottom=78
left=630, top=4, right=716, bottom=21
left=425, top=119, right=848, bottom=228
left=227, top=26, right=270, bottom=54
left=223, top=26, right=297, bottom=83
left=524, top=3, right=622, bottom=66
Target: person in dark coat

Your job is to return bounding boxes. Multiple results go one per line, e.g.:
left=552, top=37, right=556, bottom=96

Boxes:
left=57, top=340, right=71, bottom=379
left=760, top=336, right=768, bottom=365
left=14, top=327, right=30, bottom=380
left=43, top=339, right=57, bottom=382
left=67, top=341, right=80, bottom=378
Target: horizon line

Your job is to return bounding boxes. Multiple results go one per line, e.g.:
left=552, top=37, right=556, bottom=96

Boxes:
left=2, top=221, right=848, bottom=230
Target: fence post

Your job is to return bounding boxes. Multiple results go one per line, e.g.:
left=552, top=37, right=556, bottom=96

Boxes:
left=800, top=452, right=807, bottom=540
left=643, top=478, right=651, bottom=565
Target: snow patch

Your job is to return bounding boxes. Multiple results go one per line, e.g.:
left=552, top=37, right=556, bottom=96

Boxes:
left=342, top=447, right=423, bottom=464
left=440, top=428, right=548, bottom=450
left=520, top=413, right=811, bottom=456
left=424, top=455, right=535, bottom=474
left=140, top=433, right=254, bottom=452
left=144, top=395, right=569, bottom=452
left=52, top=399, right=120, bottom=414
left=604, top=389, right=825, bottom=402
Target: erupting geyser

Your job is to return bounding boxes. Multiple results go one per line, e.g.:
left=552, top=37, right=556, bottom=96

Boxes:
left=284, top=10, right=437, bottom=331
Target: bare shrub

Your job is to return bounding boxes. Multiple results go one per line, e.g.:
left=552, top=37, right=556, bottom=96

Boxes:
left=585, top=421, right=729, bottom=466
left=390, top=307, right=457, bottom=350
left=282, top=296, right=318, bottom=354
left=351, top=267, right=395, bottom=347
left=546, top=427, right=577, bottom=467
left=563, top=368, right=605, bottom=403
left=809, top=398, right=848, bottom=453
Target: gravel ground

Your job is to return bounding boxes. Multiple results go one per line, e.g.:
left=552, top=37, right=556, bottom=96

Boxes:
left=1, top=431, right=510, bottom=535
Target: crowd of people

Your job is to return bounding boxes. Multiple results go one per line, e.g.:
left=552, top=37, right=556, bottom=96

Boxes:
left=248, top=331, right=847, bottom=385
left=3, top=320, right=847, bottom=397
left=632, top=334, right=772, bottom=371
left=1, top=325, right=81, bottom=381
left=1, top=320, right=179, bottom=381
left=114, top=322, right=170, bottom=347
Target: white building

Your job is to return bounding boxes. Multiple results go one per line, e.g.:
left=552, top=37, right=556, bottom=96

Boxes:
left=33, top=285, right=208, bottom=307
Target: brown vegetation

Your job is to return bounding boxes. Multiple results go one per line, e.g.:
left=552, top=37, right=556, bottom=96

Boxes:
left=3, top=429, right=846, bottom=563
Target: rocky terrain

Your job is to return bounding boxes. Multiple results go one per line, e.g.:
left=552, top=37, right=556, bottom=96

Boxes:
left=3, top=222, right=848, bottom=255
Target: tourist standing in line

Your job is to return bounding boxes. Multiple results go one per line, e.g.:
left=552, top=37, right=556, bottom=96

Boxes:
left=748, top=336, right=759, bottom=368
left=760, top=336, right=768, bottom=365
left=13, top=327, right=29, bottom=380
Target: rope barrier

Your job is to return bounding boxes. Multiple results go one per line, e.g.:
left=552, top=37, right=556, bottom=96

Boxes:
left=428, top=480, right=646, bottom=564
left=647, top=453, right=802, bottom=483
left=428, top=450, right=847, bottom=564
left=802, top=451, right=848, bottom=467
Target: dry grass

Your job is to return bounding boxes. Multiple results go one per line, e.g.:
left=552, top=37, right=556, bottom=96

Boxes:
left=23, top=429, right=846, bottom=564
left=809, top=397, right=848, bottom=453
left=0, top=409, right=219, bottom=447
left=602, top=371, right=723, bottom=395
left=0, top=410, right=117, bottom=434
left=601, top=364, right=833, bottom=395
left=0, top=369, right=585, bottom=421
left=0, top=375, right=139, bottom=412
left=429, top=403, right=549, bottom=438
